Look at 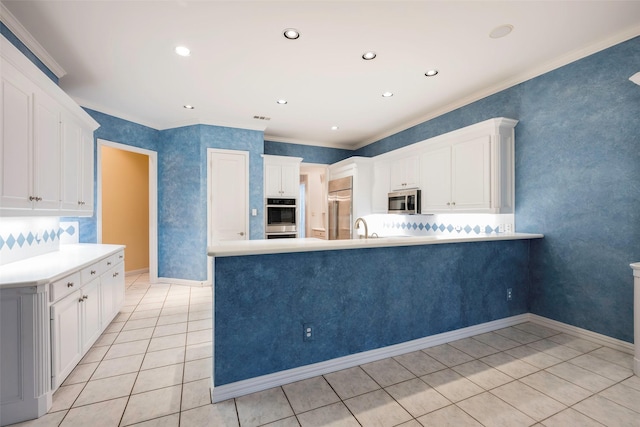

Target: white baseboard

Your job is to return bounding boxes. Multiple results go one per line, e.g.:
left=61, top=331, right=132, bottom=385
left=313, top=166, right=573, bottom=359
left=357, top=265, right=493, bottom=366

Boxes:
left=211, top=313, right=636, bottom=402
left=125, top=268, right=149, bottom=276
left=156, top=277, right=211, bottom=287
left=527, top=314, right=634, bottom=354
left=211, top=313, right=530, bottom=402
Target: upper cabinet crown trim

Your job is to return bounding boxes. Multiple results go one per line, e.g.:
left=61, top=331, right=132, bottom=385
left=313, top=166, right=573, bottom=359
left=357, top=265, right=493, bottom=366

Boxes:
left=1, top=34, right=98, bottom=131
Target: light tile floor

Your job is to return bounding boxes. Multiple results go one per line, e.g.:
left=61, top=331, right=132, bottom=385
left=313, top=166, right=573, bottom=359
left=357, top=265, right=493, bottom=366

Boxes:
left=10, top=273, right=640, bottom=427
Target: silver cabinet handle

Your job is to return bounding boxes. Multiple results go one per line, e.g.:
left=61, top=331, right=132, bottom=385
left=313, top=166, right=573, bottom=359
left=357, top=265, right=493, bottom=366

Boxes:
left=451, top=202, right=456, bottom=206
left=107, top=261, right=112, bottom=266
left=238, top=232, right=245, bottom=236
left=90, top=270, right=96, bottom=275
left=113, top=272, right=119, bottom=277
left=83, top=295, right=88, bottom=300
left=78, top=297, right=84, bottom=303
left=67, top=282, right=74, bottom=288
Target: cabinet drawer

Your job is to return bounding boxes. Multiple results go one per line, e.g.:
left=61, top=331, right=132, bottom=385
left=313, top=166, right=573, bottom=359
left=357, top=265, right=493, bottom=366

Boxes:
left=312, top=229, right=326, bottom=238
left=80, top=261, right=102, bottom=284
left=50, top=271, right=81, bottom=303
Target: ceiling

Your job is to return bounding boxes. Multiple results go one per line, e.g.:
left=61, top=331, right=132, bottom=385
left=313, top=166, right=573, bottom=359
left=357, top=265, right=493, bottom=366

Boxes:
left=2, top=1, right=639, bottom=149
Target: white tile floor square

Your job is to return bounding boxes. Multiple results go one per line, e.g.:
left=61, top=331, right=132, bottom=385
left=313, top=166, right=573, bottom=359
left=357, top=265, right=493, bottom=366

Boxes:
left=9, top=273, right=640, bottom=426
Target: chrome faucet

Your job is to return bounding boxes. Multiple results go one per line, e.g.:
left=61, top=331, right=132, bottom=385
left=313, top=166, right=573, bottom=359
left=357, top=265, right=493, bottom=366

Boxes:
left=354, top=217, right=368, bottom=239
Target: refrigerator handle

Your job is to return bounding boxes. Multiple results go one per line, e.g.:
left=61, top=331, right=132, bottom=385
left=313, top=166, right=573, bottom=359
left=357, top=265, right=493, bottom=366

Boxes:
left=330, top=200, right=338, bottom=240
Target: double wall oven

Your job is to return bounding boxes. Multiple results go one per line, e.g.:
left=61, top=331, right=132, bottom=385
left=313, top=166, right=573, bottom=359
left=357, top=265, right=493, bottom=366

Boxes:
left=265, top=198, right=297, bottom=239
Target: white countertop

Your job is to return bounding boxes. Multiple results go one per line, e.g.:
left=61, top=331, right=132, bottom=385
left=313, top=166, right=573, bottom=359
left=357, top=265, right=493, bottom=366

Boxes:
left=0, top=244, right=125, bottom=288
left=208, top=233, right=543, bottom=257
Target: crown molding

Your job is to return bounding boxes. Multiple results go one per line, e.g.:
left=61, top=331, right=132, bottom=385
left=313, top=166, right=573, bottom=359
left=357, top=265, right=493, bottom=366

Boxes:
left=0, top=3, right=66, bottom=78
left=353, top=25, right=640, bottom=150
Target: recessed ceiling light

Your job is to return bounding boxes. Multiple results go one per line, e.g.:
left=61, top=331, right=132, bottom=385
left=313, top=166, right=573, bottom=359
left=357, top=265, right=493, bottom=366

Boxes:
left=382, top=92, right=394, bottom=97
left=489, top=24, right=514, bottom=39
left=283, top=28, right=300, bottom=40
left=331, top=126, right=339, bottom=131
left=183, top=105, right=194, bottom=109
left=362, top=51, right=376, bottom=60
left=175, top=46, right=191, bottom=57
left=276, top=99, right=288, bottom=105
left=425, top=69, right=439, bottom=77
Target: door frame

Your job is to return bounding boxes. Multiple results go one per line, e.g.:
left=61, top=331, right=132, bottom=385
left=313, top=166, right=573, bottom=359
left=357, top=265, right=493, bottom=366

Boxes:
left=96, top=139, right=158, bottom=283
left=207, top=148, right=249, bottom=283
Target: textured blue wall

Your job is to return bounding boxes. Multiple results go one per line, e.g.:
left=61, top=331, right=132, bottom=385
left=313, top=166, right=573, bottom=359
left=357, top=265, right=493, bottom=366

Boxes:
left=67, top=111, right=264, bottom=282
left=158, top=125, right=264, bottom=280
left=517, top=38, right=640, bottom=342
left=214, top=240, right=531, bottom=385
left=264, top=140, right=353, bottom=164
left=354, top=37, right=640, bottom=342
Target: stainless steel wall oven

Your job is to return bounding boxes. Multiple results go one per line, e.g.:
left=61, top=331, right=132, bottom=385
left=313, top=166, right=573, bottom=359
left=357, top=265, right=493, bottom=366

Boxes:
left=265, top=198, right=297, bottom=238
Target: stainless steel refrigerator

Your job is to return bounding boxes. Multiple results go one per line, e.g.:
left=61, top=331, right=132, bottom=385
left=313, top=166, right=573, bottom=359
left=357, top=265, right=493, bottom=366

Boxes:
left=328, top=176, right=352, bottom=240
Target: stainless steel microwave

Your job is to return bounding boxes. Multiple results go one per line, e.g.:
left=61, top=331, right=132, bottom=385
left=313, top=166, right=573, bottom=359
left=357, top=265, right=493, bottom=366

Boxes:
left=388, top=189, right=421, bottom=214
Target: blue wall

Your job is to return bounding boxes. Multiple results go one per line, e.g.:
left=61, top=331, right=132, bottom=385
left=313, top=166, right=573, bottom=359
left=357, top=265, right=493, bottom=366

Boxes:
left=354, top=36, right=640, bottom=342
left=158, top=125, right=263, bottom=280
left=68, top=112, right=263, bottom=282
left=214, top=240, right=531, bottom=385
left=264, top=140, right=353, bottom=164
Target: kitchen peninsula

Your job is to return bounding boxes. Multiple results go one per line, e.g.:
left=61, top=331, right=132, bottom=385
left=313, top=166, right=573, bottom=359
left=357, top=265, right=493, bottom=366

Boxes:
left=208, top=232, right=542, bottom=401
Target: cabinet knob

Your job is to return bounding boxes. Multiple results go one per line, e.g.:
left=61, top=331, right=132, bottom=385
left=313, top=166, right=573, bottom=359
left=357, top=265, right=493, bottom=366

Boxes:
left=29, top=196, right=42, bottom=201
left=90, top=270, right=96, bottom=275
left=113, top=272, right=118, bottom=277
left=107, top=261, right=112, bottom=266
left=446, top=202, right=451, bottom=206
left=83, top=295, right=88, bottom=300
left=78, top=297, right=84, bottom=303
left=119, top=255, right=123, bottom=259
left=67, top=282, right=74, bottom=288
left=451, top=202, right=456, bottom=206
left=238, top=232, right=245, bottom=236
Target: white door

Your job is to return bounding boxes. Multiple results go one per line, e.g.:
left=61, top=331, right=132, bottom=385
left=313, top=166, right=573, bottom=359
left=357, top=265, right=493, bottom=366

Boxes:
left=209, top=149, right=249, bottom=242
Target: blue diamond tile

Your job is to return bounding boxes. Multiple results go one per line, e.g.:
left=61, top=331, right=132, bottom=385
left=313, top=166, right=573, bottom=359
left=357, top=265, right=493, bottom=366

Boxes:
left=425, top=223, right=431, bottom=231
left=66, top=225, right=76, bottom=235
left=17, top=233, right=25, bottom=247
left=446, top=224, right=454, bottom=232
left=439, top=224, right=445, bottom=231
left=26, top=232, right=35, bottom=245
left=0, top=235, right=4, bottom=250
left=464, top=225, right=472, bottom=234
left=43, top=231, right=49, bottom=242
left=6, top=234, right=16, bottom=249
left=412, top=223, right=417, bottom=229
left=51, top=229, right=58, bottom=241
left=418, top=223, right=424, bottom=230
left=401, top=223, right=406, bottom=229
left=485, top=225, right=494, bottom=233
left=473, top=225, right=481, bottom=234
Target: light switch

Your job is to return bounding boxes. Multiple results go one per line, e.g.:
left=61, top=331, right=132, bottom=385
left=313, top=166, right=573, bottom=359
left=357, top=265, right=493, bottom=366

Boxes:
left=251, top=208, right=257, bottom=216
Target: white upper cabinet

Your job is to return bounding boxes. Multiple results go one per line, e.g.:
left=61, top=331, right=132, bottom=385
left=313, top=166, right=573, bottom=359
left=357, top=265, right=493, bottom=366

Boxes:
left=263, top=155, right=302, bottom=198
left=421, top=136, right=492, bottom=212
left=60, top=112, right=94, bottom=213
left=371, top=160, right=391, bottom=213
left=390, top=156, right=419, bottom=190
left=419, top=118, right=517, bottom=214
left=0, top=35, right=99, bottom=217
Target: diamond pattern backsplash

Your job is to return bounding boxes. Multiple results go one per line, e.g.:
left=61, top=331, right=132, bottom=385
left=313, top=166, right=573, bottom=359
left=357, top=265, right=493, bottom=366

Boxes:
left=363, top=213, right=514, bottom=237
left=0, top=218, right=79, bottom=266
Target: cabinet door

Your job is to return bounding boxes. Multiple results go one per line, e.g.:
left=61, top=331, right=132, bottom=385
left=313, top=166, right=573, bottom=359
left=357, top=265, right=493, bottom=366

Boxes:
left=32, top=91, right=61, bottom=210
left=279, top=163, right=299, bottom=197
left=371, top=161, right=391, bottom=213
left=264, top=163, right=283, bottom=197
left=0, top=61, right=33, bottom=210
left=420, top=147, right=452, bottom=213
left=60, top=114, right=82, bottom=211
left=79, top=128, right=94, bottom=213
left=390, top=156, right=419, bottom=190
left=101, top=262, right=124, bottom=326
left=51, top=290, right=82, bottom=389
left=81, top=279, right=102, bottom=352
left=452, top=136, right=491, bottom=211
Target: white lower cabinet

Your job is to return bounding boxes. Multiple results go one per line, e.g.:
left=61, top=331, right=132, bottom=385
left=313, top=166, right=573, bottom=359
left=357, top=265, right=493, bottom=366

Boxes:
left=50, top=290, right=82, bottom=390
left=0, top=247, right=125, bottom=426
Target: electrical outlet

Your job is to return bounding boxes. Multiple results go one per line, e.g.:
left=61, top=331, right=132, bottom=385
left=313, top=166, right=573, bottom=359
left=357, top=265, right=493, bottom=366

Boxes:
left=498, top=224, right=505, bottom=233
left=303, top=323, right=314, bottom=342
left=507, top=288, right=513, bottom=301
left=505, top=223, right=513, bottom=233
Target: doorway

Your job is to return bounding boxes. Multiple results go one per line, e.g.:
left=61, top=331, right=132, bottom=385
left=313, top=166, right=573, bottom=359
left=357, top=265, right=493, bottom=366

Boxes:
left=97, top=139, right=158, bottom=282
left=299, top=164, right=328, bottom=239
